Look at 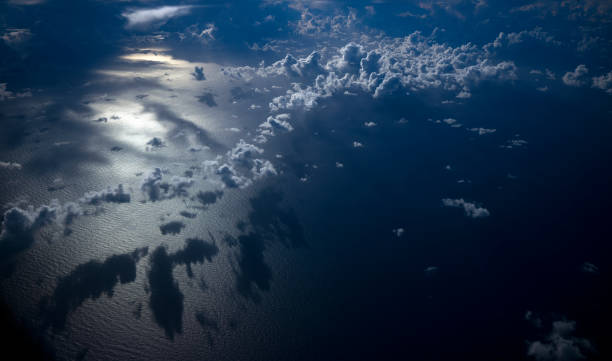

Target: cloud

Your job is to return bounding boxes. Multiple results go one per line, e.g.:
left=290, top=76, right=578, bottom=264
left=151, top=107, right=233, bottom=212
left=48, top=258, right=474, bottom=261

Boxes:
left=1, top=28, right=32, bottom=45
left=484, top=27, right=560, bottom=51
left=256, top=113, right=293, bottom=142
left=424, top=266, right=438, bottom=275
left=502, top=135, right=528, bottom=149
left=293, top=8, right=357, bottom=37
left=80, top=184, right=131, bottom=205
left=328, top=43, right=367, bottom=74
left=184, top=23, right=216, bottom=44
left=1, top=183, right=137, bottom=265
left=0, top=83, right=32, bottom=101
left=581, top=262, right=599, bottom=274
left=204, top=140, right=277, bottom=189
left=256, top=51, right=325, bottom=79
left=510, top=1, right=612, bottom=22
left=140, top=168, right=194, bottom=201
left=123, top=6, right=193, bottom=30
left=0, top=200, right=83, bottom=259
left=442, top=198, right=490, bottom=218
left=7, top=0, right=45, bottom=5
left=527, top=318, right=594, bottom=361
left=468, top=127, right=496, bottom=135
left=563, top=65, right=589, bottom=87
left=392, top=228, right=404, bottom=237
left=0, top=161, right=22, bottom=170
left=0, top=205, right=57, bottom=245
left=592, top=71, right=612, bottom=94
left=258, top=32, right=517, bottom=112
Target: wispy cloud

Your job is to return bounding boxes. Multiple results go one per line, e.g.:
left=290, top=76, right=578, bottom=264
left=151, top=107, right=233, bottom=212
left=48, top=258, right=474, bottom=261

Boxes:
left=123, top=6, right=193, bottom=30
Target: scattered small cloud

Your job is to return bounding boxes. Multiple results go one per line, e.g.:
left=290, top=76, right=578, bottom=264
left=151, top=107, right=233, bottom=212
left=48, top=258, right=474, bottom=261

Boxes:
left=0, top=161, right=22, bottom=170
left=592, top=71, right=612, bottom=94
left=392, top=228, right=404, bottom=237
left=502, top=135, right=528, bottom=149
left=563, top=65, right=589, bottom=87
left=0, top=83, right=32, bottom=101
left=581, top=262, right=599, bottom=274
left=80, top=184, right=131, bottom=205
left=526, top=314, right=594, bottom=361
left=442, top=198, right=490, bottom=218
left=424, top=266, right=438, bottom=275
left=141, top=168, right=194, bottom=201
left=468, top=127, right=496, bottom=135
left=1, top=28, right=31, bottom=45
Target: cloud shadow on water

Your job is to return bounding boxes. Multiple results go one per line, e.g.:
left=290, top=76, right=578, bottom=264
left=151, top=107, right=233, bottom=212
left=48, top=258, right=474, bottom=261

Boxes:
left=247, top=188, right=306, bottom=248
left=194, top=190, right=223, bottom=209
left=229, top=188, right=306, bottom=301
left=148, top=246, right=183, bottom=340
left=196, top=92, right=217, bottom=107
left=148, top=238, right=219, bottom=339
left=195, top=311, right=219, bottom=347
left=40, top=247, right=148, bottom=331
left=234, top=233, right=271, bottom=302
left=141, top=102, right=225, bottom=152
left=159, top=221, right=185, bottom=235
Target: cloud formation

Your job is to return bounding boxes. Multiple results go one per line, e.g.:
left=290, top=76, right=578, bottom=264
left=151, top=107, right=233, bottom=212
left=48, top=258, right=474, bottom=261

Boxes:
left=0, top=200, right=82, bottom=258
left=203, top=140, right=277, bottom=188
left=442, top=198, right=490, bottom=218
left=563, top=65, right=589, bottom=86
left=256, top=113, right=293, bottom=143
left=140, top=168, right=194, bottom=201
left=468, top=127, right=496, bottom=135
left=0, top=161, right=22, bottom=170
left=592, top=71, right=612, bottom=94
left=254, top=32, right=518, bottom=112
left=527, top=317, right=593, bottom=361
left=80, top=184, right=131, bottom=205
left=123, top=6, right=193, bottom=30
